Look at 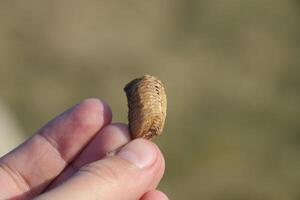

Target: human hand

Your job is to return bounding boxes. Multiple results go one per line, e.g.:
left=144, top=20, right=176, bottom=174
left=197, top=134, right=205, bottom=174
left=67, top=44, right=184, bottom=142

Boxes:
left=0, top=99, right=168, bottom=200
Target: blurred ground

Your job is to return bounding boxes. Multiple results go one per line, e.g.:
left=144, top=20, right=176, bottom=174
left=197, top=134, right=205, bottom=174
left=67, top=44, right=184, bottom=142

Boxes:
left=1, top=0, right=300, bottom=199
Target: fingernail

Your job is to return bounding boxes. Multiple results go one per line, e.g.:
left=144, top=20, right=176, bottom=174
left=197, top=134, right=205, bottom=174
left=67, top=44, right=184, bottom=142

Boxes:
left=117, top=139, right=157, bottom=169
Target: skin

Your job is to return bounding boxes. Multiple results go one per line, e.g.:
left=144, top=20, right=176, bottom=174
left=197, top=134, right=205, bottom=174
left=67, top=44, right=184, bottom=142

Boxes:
left=0, top=99, right=169, bottom=200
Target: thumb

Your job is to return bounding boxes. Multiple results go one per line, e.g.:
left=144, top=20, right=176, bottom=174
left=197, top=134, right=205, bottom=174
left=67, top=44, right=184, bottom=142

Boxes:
left=35, top=139, right=165, bottom=200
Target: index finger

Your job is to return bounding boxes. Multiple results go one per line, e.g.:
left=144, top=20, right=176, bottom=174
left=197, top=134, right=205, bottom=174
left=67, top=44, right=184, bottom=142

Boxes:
left=0, top=98, right=112, bottom=200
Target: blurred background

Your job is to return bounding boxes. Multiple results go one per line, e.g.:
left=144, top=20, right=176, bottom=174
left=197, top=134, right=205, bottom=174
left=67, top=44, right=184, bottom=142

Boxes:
left=1, top=0, right=300, bottom=199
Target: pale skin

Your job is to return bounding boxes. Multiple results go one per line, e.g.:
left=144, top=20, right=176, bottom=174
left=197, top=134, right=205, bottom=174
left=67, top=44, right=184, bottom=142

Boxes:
left=0, top=99, right=169, bottom=200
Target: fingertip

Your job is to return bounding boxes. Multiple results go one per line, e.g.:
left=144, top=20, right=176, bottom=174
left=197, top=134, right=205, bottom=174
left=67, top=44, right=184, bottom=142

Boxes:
left=133, top=139, right=165, bottom=190
left=98, top=99, right=113, bottom=125
left=117, top=138, right=159, bottom=169
left=108, top=122, right=130, bottom=139
left=79, top=98, right=113, bottom=125
left=96, top=123, right=131, bottom=154
left=107, top=122, right=130, bottom=138
left=141, top=190, right=169, bottom=200
left=71, top=98, right=112, bottom=131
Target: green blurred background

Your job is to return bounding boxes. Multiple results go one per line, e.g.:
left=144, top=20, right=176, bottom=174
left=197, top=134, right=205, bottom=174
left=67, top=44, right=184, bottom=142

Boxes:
left=1, top=0, right=300, bottom=199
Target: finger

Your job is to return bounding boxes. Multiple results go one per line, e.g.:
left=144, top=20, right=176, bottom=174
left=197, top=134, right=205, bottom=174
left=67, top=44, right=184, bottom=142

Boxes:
left=140, top=190, right=169, bottom=200
left=0, top=99, right=112, bottom=200
left=34, top=139, right=165, bottom=200
left=48, top=123, right=131, bottom=189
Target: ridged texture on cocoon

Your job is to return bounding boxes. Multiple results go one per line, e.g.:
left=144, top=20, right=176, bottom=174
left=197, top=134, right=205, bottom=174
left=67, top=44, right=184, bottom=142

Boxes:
left=124, top=75, right=167, bottom=140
